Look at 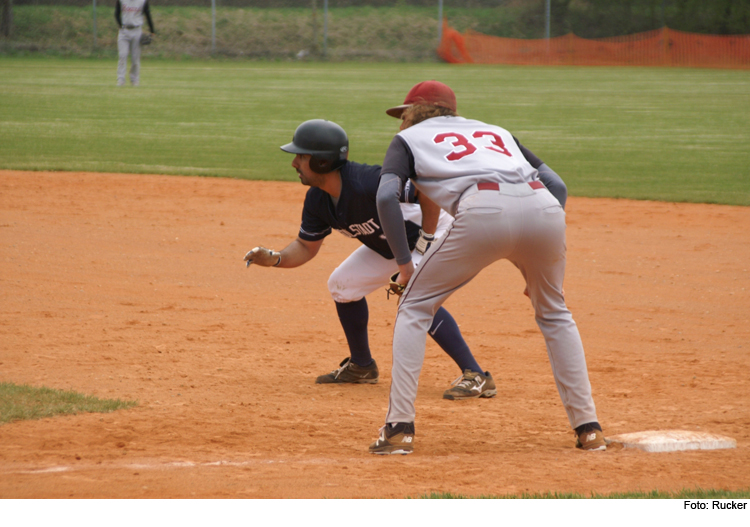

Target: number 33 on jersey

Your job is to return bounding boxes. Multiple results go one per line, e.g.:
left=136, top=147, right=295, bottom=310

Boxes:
left=434, top=130, right=513, bottom=161
left=400, top=117, right=536, bottom=179
left=392, top=116, right=539, bottom=215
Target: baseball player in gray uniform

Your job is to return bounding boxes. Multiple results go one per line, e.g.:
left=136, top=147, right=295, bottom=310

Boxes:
left=369, top=80, right=606, bottom=454
left=115, top=0, right=155, bottom=87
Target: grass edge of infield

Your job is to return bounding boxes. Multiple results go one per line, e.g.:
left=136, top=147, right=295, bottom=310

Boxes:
left=0, top=381, right=138, bottom=425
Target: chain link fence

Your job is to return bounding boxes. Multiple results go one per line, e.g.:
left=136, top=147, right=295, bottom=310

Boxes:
left=2, top=1, right=749, bottom=60
left=2, top=1, right=446, bottom=59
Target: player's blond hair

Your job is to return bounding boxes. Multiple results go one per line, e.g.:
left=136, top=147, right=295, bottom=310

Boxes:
left=401, top=105, right=458, bottom=129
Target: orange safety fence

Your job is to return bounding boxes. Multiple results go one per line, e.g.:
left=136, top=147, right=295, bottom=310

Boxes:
left=438, top=20, right=750, bottom=69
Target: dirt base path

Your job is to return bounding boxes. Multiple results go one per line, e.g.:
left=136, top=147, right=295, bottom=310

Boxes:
left=1, top=170, right=748, bottom=498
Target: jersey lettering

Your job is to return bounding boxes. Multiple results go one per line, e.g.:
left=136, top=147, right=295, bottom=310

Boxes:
left=336, top=218, right=380, bottom=238
left=433, top=131, right=514, bottom=161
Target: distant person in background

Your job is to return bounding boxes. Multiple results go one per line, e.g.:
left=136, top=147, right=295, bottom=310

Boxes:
left=115, top=0, right=155, bottom=87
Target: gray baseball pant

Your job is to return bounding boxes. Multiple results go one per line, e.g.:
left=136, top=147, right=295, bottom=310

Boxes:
left=117, top=27, right=142, bottom=86
left=385, top=182, right=599, bottom=429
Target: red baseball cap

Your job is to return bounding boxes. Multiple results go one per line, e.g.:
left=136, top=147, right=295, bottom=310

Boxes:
left=386, top=80, right=457, bottom=118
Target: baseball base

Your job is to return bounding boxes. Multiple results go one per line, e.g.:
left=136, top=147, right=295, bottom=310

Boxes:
left=606, top=430, right=737, bottom=453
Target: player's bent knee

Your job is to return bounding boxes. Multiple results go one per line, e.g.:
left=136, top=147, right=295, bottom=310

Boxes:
left=328, top=278, right=357, bottom=303
left=330, top=292, right=364, bottom=304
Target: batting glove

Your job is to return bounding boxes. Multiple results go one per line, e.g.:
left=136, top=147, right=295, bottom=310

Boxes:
left=244, top=247, right=281, bottom=267
left=415, top=229, right=435, bottom=255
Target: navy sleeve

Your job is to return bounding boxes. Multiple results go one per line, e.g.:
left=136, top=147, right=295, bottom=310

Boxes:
left=144, top=1, right=155, bottom=34
left=115, top=1, right=122, bottom=27
left=298, top=189, right=332, bottom=242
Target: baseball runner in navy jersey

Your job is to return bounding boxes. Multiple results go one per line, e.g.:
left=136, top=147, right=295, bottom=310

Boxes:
left=244, top=119, right=498, bottom=397
left=115, top=0, right=155, bottom=87
left=369, top=81, right=606, bottom=454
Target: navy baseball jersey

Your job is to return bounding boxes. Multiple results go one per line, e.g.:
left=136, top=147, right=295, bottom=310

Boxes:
left=299, top=161, right=420, bottom=259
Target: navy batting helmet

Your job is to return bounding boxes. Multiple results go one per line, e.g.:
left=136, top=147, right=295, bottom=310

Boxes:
left=280, top=119, right=349, bottom=174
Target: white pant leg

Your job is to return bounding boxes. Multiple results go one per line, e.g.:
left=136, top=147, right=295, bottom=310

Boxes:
left=130, top=28, right=142, bottom=86
left=328, top=245, right=399, bottom=303
left=328, top=220, right=451, bottom=304
left=117, top=30, right=130, bottom=85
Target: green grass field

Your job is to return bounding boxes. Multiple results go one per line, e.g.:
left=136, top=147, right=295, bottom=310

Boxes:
left=1, top=58, right=749, bottom=500
left=1, top=57, right=748, bottom=205
left=0, top=382, right=137, bottom=425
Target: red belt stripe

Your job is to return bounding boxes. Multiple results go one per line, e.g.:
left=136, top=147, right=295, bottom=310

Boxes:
left=477, top=181, right=544, bottom=191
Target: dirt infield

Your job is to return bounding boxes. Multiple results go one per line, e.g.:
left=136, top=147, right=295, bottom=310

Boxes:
left=1, top=170, right=748, bottom=498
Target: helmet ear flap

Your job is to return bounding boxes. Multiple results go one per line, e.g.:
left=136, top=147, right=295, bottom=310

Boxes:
left=309, top=155, right=333, bottom=174
left=309, top=147, right=348, bottom=174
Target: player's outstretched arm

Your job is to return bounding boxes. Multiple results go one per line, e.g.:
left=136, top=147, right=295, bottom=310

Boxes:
left=244, top=237, right=322, bottom=269
left=277, top=237, right=323, bottom=268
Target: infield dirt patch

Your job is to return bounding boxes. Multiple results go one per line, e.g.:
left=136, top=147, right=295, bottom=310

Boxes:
left=0, top=170, right=748, bottom=498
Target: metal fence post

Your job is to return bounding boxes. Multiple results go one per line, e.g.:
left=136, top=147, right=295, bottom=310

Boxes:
left=211, top=0, right=216, bottom=54
left=323, top=0, right=328, bottom=58
left=1, top=0, right=12, bottom=38
left=437, top=0, right=443, bottom=46
left=93, top=0, right=97, bottom=50
left=311, top=0, right=318, bottom=55
left=545, top=0, right=550, bottom=61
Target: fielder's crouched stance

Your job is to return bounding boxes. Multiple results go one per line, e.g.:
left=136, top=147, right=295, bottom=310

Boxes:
left=244, top=119, right=496, bottom=399
left=369, top=81, right=606, bottom=455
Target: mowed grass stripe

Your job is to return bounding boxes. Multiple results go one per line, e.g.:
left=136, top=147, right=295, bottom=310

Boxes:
left=0, top=58, right=748, bottom=205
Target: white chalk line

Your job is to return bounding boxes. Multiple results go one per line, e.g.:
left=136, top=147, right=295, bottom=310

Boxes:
left=5, top=457, right=352, bottom=475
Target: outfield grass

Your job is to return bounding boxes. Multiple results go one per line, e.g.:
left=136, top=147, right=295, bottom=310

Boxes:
left=0, top=57, right=748, bottom=205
